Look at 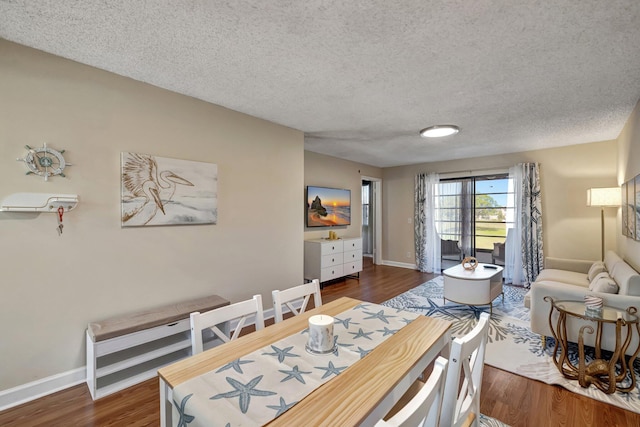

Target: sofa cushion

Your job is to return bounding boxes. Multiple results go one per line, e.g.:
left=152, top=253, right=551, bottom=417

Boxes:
left=604, top=250, right=624, bottom=274
left=611, top=261, right=640, bottom=296
left=588, top=271, right=611, bottom=290
left=590, top=275, right=619, bottom=294
left=587, top=261, right=607, bottom=281
left=535, top=268, right=589, bottom=288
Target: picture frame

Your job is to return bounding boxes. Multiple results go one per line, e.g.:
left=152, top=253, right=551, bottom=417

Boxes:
left=622, top=182, right=628, bottom=237
left=635, top=175, right=640, bottom=241
left=121, top=152, right=218, bottom=227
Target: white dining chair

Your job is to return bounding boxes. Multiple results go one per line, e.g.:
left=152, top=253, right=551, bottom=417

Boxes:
left=272, top=279, right=322, bottom=323
left=376, top=356, right=449, bottom=427
left=440, top=312, right=490, bottom=427
left=190, top=294, right=265, bottom=354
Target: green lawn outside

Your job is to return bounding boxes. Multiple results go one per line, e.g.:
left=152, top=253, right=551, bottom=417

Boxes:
left=476, top=223, right=507, bottom=250
left=437, top=222, right=509, bottom=250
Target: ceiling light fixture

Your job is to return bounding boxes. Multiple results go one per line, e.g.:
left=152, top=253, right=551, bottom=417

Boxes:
left=419, top=125, right=460, bottom=138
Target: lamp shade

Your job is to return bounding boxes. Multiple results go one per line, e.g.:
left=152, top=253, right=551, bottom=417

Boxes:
left=586, top=187, right=621, bottom=207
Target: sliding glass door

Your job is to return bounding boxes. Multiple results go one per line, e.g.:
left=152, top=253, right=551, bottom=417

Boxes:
left=435, top=174, right=514, bottom=267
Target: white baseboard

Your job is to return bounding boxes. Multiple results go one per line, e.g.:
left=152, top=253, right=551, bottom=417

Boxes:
left=0, top=306, right=282, bottom=411
left=382, top=260, right=417, bottom=270
left=0, top=367, right=86, bottom=411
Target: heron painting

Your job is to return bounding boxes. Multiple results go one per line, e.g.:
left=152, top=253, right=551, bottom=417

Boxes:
left=121, top=152, right=217, bottom=227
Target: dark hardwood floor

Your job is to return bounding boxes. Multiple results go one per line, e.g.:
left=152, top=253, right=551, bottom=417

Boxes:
left=1, top=258, right=639, bottom=426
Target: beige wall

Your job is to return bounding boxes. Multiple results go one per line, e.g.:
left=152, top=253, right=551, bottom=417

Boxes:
left=304, top=151, right=381, bottom=240
left=382, top=140, right=619, bottom=265
left=0, top=40, right=304, bottom=390
left=617, top=98, right=640, bottom=270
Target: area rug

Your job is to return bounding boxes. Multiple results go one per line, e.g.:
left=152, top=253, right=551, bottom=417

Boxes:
left=382, top=276, right=640, bottom=415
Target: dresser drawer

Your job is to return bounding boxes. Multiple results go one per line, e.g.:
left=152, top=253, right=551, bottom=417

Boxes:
left=343, top=249, right=362, bottom=263
left=344, top=259, right=363, bottom=275
left=320, top=241, right=344, bottom=255
left=321, top=265, right=344, bottom=282
left=342, top=238, right=362, bottom=251
left=321, top=253, right=343, bottom=267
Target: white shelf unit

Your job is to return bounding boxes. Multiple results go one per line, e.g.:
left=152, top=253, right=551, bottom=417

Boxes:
left=86, top=295, right=229, bottom=400
left=304, top=237, right=363, bottom=284
left=86, top=319, right=192, bottom=399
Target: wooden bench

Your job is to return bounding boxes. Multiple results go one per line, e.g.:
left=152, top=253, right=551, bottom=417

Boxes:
left=86, top=294, right=229, bottom=400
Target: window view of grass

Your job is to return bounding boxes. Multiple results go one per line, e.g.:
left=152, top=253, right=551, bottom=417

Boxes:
left=475, top=178, right=513, bottom=251
left=476, top=223, right=507, bottom=250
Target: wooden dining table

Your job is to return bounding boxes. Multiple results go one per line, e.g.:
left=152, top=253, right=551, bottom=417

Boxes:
left=158, top=296, right=452, bottom=427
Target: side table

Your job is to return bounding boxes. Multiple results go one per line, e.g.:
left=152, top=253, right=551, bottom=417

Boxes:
left=443, top=263, right=504, bottom=314
left=545, top=296, right=640, bottom=394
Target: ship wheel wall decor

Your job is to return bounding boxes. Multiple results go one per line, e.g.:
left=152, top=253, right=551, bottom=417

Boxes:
left=17, top=143, right=71, bottom=181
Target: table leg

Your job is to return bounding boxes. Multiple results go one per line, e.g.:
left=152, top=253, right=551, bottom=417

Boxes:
left=623, top=322, right=640, bottom=392
left=160, top=378, right=173, bottom=427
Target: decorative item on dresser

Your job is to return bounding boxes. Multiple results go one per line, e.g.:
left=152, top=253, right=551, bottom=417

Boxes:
left=304, top=237, right=363, bottom=285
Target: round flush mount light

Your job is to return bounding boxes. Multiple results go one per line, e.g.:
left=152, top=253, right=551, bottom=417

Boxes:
left=419, top=125, right=460, bottom=138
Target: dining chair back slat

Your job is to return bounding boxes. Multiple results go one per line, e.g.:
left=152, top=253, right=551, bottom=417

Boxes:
left=272, top=279, right=322, bottom=323
left=376, top=356, right=448, bottom=427
left=440, top=312, right=490, bottom=427
left=190, top=294, right=265, bottom=354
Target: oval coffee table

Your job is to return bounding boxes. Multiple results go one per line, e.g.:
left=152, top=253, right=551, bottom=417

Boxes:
left=442, top=263, right=504, bottom=314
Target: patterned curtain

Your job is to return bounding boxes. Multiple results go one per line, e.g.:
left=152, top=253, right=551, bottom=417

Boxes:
left=459, top=179, right=474, bottom=258
left=511, top=163, right=544, bottom=286
left=415, top=173, right=440, bottom=272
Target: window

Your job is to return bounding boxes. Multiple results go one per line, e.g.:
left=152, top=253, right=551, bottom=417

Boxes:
left=475, top=177, right=514, bottom=250
left=362, top=181, right=370, bottom=227
left=435, top=174, right=514, bottom=256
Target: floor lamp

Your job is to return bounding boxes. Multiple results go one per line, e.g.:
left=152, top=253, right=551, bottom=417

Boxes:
left=587, top=187, right=621, bottom=261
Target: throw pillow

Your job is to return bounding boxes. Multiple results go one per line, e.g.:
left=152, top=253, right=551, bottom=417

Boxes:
left=588, top=261, right=607, bottom=282
left=591, top=276, right=619, bottom=294
left=588, top=271, right=611, bottom=290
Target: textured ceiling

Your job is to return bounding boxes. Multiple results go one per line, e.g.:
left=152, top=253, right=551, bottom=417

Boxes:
left=1, top=1, right=639, bottom=167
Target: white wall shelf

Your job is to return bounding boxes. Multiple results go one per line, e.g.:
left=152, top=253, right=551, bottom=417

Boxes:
left=0, top=193, right=78, bottom=212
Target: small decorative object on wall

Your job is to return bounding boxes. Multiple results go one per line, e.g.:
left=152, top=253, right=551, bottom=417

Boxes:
left=461, top=256, right=478, bottom=270
left=17, top=143, right=71, bottom=181
left=622, top=182, right=628, bottom=237
left=121, top=152, right=217, bottom=227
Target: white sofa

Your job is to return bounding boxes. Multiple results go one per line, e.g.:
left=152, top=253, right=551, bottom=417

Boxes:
left=528, top=250, right=640, bottom=355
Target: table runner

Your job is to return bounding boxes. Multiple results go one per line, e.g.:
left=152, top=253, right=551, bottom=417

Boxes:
left=171, top=302, right=420, bottom=427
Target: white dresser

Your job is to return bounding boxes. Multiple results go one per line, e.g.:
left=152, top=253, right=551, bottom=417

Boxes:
left=304, top=237, right=363, bottom=283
